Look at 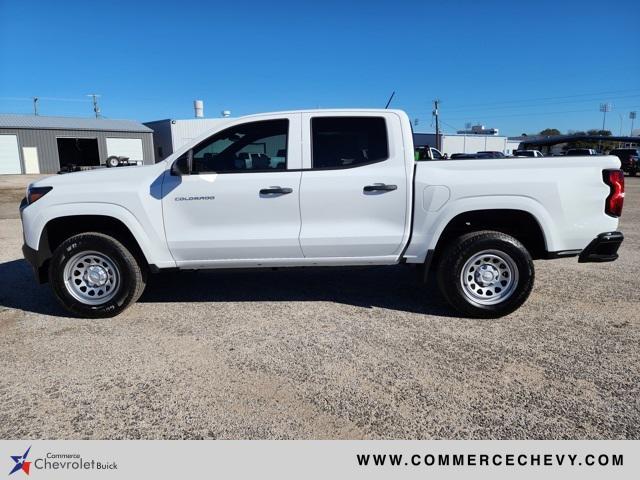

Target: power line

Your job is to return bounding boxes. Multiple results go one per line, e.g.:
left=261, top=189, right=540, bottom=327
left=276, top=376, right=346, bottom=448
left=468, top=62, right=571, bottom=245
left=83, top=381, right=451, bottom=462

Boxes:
left=440, top=120, right=462, bottom=132
left=0, top=96, right=91, bottom=103
left=411, top=104, right=640, bottom=125
left=39, top=96, right=92, bottom=102
left=439, top=93, right=640, bottom=114
left=444, top=104, right=640, bottom=121
left=436, top=88, right=640, bottom=111
left=409, top=93, right=640, bottom=116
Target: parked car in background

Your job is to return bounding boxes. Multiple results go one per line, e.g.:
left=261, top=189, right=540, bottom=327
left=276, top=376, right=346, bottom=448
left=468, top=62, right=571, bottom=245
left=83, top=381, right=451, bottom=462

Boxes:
left=513, top=150, right=544, bottom=158
left=450, top=152, right=504, bottom=159
left=415, top=146, right=445, bottom=160
left=477, top=151, right=506, bottom=158
left=20, top=109, right=625, bottom=319
left=566, top=148, right=598, bottom=156
left=609, top=148, right=639, bottom=176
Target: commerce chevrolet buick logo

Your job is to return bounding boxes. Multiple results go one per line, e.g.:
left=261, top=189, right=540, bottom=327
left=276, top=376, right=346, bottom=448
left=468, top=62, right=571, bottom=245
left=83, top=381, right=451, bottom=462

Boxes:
left=7, top=447, right=117, bottom=475
left=8, top=446, right=31, bottom=476
left=174, top=195, right=215, bottom=201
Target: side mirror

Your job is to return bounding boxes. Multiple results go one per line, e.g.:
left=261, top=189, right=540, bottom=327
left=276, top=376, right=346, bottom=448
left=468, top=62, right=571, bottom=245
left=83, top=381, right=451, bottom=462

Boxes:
left=171, top=151, right=191, bottom=176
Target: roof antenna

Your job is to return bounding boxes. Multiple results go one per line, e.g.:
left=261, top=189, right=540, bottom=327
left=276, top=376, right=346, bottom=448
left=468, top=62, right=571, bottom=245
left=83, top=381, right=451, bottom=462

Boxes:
left=384, top=91, right=395, bottom=109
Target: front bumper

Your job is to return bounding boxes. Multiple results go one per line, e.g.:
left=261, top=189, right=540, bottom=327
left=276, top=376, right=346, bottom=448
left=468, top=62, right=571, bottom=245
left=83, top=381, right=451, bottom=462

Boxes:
left=578, top=231, right=624, bottom=263
left=22, top=243, right=49, bottom=283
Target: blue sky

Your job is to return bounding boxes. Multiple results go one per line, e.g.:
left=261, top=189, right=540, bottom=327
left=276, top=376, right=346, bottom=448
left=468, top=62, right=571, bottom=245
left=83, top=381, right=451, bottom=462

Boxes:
left=1, top=0, right=639, bottom=136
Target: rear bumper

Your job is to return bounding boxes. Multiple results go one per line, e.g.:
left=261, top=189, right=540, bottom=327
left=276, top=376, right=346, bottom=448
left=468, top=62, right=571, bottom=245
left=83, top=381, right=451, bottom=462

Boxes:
left=578, top=231, right=624, bottom=263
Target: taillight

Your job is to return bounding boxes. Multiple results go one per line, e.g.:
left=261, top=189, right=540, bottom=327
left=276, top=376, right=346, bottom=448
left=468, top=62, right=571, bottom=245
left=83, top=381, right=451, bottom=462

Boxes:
left=603, top=169, right=624, bottom=217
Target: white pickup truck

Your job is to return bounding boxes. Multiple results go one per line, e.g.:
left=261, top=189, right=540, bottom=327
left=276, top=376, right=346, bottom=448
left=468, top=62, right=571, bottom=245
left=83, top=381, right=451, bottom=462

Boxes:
left=20, top=109, right=625, bottom=318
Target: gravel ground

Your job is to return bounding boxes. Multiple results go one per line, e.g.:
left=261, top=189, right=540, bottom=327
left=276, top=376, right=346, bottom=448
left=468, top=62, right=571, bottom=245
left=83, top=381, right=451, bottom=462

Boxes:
left=0, top=175, right=638, bottom=439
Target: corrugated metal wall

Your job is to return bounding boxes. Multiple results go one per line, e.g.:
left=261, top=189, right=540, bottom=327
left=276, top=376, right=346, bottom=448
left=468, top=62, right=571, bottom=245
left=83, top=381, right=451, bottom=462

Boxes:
left=170, top=119, right=229, bottom=151
left=144, top=120, right=173, bottom=162
left=414, top=133, right=510, bottom=155
left=0, top=128, right=154, bottom=173
left=144, top=119, right=230, bottom=162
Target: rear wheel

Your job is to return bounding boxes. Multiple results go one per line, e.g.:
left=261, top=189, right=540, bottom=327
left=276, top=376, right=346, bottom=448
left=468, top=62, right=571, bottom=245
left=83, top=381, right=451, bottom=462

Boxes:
left=49, top=232, right=146, bottom=318
left=106, top=156, right=120, bottom=168
left=436, top=231, right=534, bottom=318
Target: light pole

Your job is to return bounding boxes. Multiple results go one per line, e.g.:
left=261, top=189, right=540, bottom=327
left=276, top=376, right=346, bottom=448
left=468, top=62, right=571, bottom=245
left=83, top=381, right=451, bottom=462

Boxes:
left=600, top=103, right=612, bottom=131
left=631, top=111, right=637, bottom=136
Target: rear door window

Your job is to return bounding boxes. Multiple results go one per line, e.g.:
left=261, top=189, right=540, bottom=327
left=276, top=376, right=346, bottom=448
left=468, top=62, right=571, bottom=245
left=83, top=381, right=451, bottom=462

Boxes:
left=311, top=117, right=388, bottom=169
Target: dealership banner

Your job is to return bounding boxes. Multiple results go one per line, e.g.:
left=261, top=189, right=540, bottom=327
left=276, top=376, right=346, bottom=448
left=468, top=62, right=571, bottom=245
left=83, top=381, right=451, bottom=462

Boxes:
left=1, top=440, right=637, bottom=479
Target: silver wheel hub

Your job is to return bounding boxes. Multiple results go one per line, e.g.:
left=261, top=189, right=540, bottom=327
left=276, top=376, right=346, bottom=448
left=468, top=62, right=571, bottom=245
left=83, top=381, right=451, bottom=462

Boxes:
left=85, top=265, right=108, bottom=286
left=476, top=264, right=499, bottom=285
left=63, top=251, right=119, bottom=305
left=460, top=249, right=519, bottom=306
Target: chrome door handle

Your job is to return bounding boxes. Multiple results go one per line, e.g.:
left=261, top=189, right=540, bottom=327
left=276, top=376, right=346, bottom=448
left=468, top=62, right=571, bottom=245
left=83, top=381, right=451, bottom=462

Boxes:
left=363, top=183, right=397, bottom=192
left=260, top=186, right=293, bottom=195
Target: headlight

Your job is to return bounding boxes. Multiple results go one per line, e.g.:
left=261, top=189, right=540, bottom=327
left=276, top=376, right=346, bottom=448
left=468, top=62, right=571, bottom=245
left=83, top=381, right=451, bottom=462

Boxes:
left=27, top=186, right=52, bottom=205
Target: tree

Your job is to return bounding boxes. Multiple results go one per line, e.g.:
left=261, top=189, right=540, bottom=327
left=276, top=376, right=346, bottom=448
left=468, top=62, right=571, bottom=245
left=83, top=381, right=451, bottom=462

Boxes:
left=587, top=129, right=611, bottom=137
left=539, top=128, right=561, bottom=136
left=563, top=130, right=615, bottom=152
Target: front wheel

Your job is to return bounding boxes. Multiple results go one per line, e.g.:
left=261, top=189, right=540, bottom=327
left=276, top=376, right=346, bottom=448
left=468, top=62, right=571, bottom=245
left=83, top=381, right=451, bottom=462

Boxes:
left=49, top=232, right=146, bottom=318
left=436, top=231, right=534, bottom=318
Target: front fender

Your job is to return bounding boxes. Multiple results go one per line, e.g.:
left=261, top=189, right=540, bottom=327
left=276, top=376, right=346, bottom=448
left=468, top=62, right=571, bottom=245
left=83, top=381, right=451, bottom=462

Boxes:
left=22, top=202, right=176, bottom=269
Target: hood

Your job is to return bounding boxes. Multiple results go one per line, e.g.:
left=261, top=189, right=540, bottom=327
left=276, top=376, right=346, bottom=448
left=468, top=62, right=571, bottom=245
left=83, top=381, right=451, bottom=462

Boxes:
left=31, top=162, right=167, bottom=189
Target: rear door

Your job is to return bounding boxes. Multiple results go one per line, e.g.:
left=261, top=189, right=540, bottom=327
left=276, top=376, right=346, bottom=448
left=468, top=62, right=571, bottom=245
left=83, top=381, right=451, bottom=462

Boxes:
left=161, top=114, right=304, bottom=266
left=298, top=113, right=410, bottom=259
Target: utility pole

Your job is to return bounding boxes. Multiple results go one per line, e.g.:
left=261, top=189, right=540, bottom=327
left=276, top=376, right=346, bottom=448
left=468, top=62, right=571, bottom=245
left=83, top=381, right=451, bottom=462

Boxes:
left=87, top=93, right=101, bottom=118
left=33, top=97, right=39, bottom=116
left=630, top=111, right=637, bottom=136
left=600, top=103, right=612, bottom=131
left=433, top=99, right=441, bottom=151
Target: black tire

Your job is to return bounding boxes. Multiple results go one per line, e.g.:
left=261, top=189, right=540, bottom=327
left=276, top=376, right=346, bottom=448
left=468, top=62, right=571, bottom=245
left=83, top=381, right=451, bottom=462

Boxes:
left=106, top=156, right=120, bottom=168
left=49, top=232, right=146, bottom=318
left=436, top=230, right=534, bottom=318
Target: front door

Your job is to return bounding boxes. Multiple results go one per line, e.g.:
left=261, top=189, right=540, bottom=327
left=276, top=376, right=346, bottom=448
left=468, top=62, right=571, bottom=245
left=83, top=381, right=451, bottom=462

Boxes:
left=161, top=114, right=304, bottom=267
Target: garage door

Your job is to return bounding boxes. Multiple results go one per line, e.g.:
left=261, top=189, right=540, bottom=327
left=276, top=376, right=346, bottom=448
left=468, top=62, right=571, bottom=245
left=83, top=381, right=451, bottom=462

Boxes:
left=106, top=138, right=143, bottom=161
left=0, top=135, right=22, bottom=174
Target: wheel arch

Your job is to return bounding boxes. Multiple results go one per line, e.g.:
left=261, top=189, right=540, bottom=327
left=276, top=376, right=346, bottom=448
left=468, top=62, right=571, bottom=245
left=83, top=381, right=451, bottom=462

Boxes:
left=431, top=208, right=549, bottom=265
left=33, top=213, right=153, bottom=283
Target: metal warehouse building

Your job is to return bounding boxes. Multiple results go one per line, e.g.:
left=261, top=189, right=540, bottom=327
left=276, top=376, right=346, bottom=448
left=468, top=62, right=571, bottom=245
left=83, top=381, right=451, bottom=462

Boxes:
left=0, top=115, right=155, bottom=174
left=144, top=118, right=230, bottom=162
left=413, top=132, right=519, bottom=156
